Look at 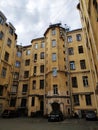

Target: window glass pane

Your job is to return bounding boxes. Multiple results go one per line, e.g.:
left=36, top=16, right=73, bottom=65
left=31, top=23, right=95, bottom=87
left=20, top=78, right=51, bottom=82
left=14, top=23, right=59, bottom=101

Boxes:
left=34, top=43, right=38, bottom=49
left=52, top=53, right=56, bottom=61
left=70, top=61, right=75, bottom=70
left=53, top=85, right=58, bottom=94
left=76, top=34, right=82, bottom=41
left=67, top=36, right=72, bottom=43
left=52, top=68, right=57, bottom=76
left=52, top=40, right=56, bottom=47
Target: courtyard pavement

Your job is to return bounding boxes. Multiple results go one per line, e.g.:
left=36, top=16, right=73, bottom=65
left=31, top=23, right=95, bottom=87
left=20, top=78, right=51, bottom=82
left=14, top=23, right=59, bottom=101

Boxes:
left=0, top=117, right=98, bottom=130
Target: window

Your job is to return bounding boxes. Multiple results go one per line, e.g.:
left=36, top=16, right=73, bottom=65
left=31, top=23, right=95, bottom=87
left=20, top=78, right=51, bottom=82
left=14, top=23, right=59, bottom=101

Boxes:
left=15, top=61, right=21, bottom=67
left=10, top=98, right=16, bottom=107
left=34, top=66, right=37, bottom=74
left=40, top=52, right=44, bottom=59
left=76, top=34, right=82, bottom=41
left=82, top=76, right=88, bottom=87
left=67, top=36, right=72, bottom=43
left=25, top=59, right=30, bottom=66
left=85, top=95, right=92, bottom=105
left=1, top=67, right=7, bottom=77
left=31, top=97, right=35, bottom=106
left=80, top=60, right=86, bottom=69
left=22, top=84, right=28, bottom=93
left=0, top=31, right=4, bottom=40
left=40, top=65, right=44, bottom=73
left=52, top=68, right=57, bottom=76
left=13, top=72, right=19, bottom=80
left=72, top=77, right=78, bottom=88
left=41, top=42, right=45, bottom=48
left=32, top=80, right=36, bottom=89
left=0, top=85, right=3, bottom=96
left=68, top=47, right=74, bottom=55
left=34, top=54, right=37, bottom=61
left=52, top=28, right=56, bottom=35
left=26, top=50, right=30, bottom=55
left=9, top=27, right=14, bottom=35
left=40, top=80, right=44, bottom=89
left=16, top=51, right=22, bottom=57
left=34, top=43, right=38, bottom=49
left=53, top=85, right=58, bottom=94
left=4, top=52, right=9, bottom=61
left=21, top=98, right=26, bottom=107
left=0, top=16, right=4, bottom=24
left=52, top=53, right=56, bottom=61
left=52, top=40, right=56, bottom=47
left=73, top=95, right=80, bottom=106
left=24, top=71, right=29, bottom=78
left=78, top=46, right=83, bottom=53
left=7, top=38, right=12, bottom=47
left=70, top=61, right=75, bottom=70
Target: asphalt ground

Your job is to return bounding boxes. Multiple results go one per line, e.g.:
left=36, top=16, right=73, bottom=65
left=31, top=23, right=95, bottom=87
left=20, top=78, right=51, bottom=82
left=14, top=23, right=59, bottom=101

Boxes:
left=0, top=117, right=98, bottom=130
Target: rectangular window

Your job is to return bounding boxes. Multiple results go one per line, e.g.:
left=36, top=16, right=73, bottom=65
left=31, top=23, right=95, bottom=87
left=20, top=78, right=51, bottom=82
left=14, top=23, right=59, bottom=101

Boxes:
left=52, top=53, right=56, bottom=61
left=4, top=52, right=9, bottom=61
left=32, top=80, right=36, bottom=89
left=31, top=97, right=35, bottom=106
left=41, top=42, right=45, bottom=48
left=21, top=98, right=26, bottom=107
left=25, top=59, right=30, bottom=66
left=72, top=77, right=78, bottom=88
left=82, top=76, right=88, bottom=87
left=67, top=36, right=72, bottom=43
left=0, top=85, right=3, bottom=96
left=15, top=61, right=21, bottom=67
left=22, top=84, right=28, bottom=93
left=1, top=67, right=7, bottom=77
left=73, top=95, right=80, bottom=106
left=52, top=68, right=57, bottom=76
left=85, top=95, right=92, bottom=105
left=40, top=65, right=44, bottom=73
left=76, top=34, right=82, bottom=41
left=34, top=54, right=37, bottom=61
left=52, top=40, right=56, bottom=47
left=52, top=28, right=56, bottom=35
left=10, top=98, right=16, bottom=107
left=13, top=72, right=19, bottom=80
left=78, top=46, right=83, bottom=53
left=0, top=31, right=4, bottom=40
left=34, top=66, right=37, bottom=74
left=40, top=52, right=44, bottom=59
left=80, top=60, right=86, bottom=69
left=70, top=61, right=75, bottom=70
left=24, top=71, right=29, bottom=78
left=9, top=27, right=14, bottom=35
left=40, top=80, right=44, bottom=89
left=16, top=51, right=22, bottom=57
left=34, top=43, right=38, bottom=49
left=53, top=85, right=58, bottom=94
left=7, top=38, right=12, bottom=47
left=68, top=47, right=74, bottom=55
left=26, top=50, right=30, bottom=55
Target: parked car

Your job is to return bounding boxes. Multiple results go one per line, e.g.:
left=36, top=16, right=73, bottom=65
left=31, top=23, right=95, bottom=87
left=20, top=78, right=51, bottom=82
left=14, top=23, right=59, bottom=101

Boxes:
left=1, top=109, right=19, bottom=118
left=48, top=111, right=64, bottom=122
left=85, top=111, right=97, bottom=121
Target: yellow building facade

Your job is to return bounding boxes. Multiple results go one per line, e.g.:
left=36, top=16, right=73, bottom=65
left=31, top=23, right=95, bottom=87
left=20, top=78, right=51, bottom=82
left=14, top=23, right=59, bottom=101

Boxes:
left=0, top=11, right=17, bottom=115
left=77, top=0, right=98, bottom=115
left=0, top=10, right=98, bottom=117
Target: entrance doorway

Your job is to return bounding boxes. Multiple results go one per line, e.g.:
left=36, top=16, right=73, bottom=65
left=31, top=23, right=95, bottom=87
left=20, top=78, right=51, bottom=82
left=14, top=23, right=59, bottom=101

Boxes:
left=51, top=102, right=60, bottom=111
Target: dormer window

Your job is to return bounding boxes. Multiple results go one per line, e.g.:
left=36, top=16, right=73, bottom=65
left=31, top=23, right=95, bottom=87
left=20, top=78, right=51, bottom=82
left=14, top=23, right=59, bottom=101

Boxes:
left=0, top=15, right=4, bottom=24
left=9, top=27, right=14, bottom=35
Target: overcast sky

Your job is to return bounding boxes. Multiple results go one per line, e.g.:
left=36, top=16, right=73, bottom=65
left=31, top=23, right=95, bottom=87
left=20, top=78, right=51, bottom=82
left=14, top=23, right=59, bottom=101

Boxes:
left=0, top=0, right=81, bottom=46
